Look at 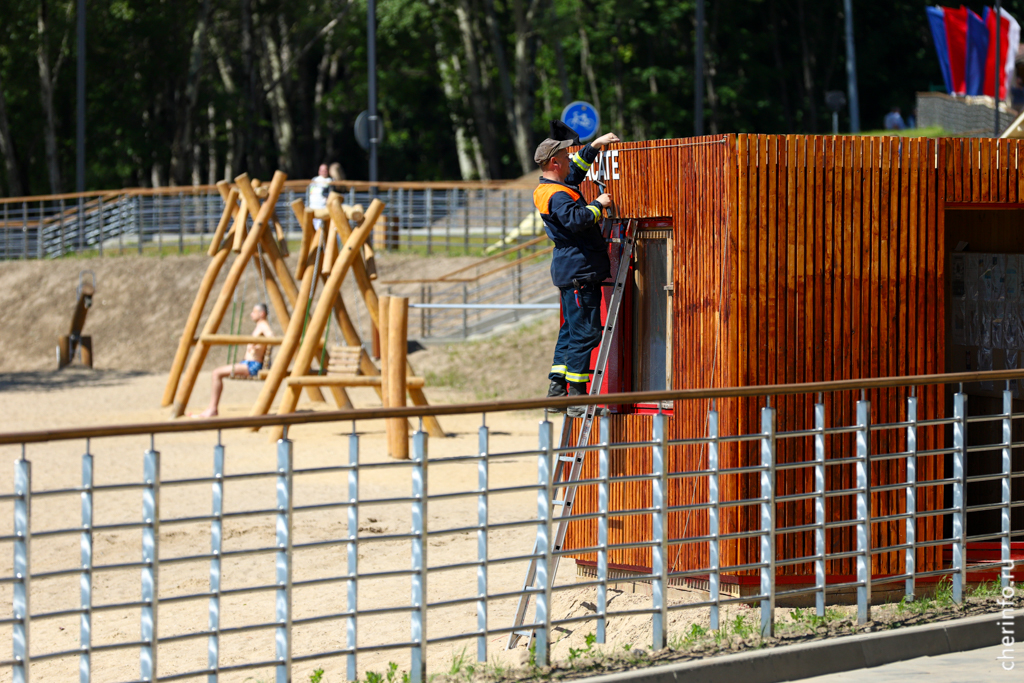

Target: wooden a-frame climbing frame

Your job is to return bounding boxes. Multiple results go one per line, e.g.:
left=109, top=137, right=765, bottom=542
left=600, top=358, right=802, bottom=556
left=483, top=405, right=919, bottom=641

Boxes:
left=163, top=171, right=347, bottom=417
left=254, top=191, right=443, bottom=441
left=162, top=172, right=443, bottom=440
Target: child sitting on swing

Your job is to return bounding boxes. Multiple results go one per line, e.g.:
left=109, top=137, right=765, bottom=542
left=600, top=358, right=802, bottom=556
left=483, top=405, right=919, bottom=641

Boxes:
left=194, top=303, right=273, bottom=418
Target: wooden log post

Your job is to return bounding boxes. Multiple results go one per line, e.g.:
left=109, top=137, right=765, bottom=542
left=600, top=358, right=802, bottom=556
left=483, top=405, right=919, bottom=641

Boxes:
left=291, top=200, right=314, bottom=280
left=240, top=186, right=330, bottom=406
left=322, top=220, right=339, bottom=274
left=328, top=197, right=379, bottom=332
left=162, top=242, right=232, bottom=406
left=265, top=199, right=384, bottom=436
left=230, top=202, right=248, bottom=252
left=208, top=185, right=238, bottom=257
left=171, top=171, right=287, bottom=418
left=379, top=295, right=391, bottom=408
left=261, top=258, right=290, bottom=328
left=388, top=296, right=409, bottom=459
left=249, top=264, right=317, bottom=421
left=343, top=203, right=377, bottom=280
left=328, top=195, right=445, bottom=439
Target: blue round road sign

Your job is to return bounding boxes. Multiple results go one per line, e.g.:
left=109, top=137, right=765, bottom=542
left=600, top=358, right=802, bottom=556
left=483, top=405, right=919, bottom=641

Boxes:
left=560, top=101, right=600, bottom=141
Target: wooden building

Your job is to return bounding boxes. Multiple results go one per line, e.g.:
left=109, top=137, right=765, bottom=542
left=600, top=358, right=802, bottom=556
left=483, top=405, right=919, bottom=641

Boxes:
left=564, top=134, right=1024, bottom=582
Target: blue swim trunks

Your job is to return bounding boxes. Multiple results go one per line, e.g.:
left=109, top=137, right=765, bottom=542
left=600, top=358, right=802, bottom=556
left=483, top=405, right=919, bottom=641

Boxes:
left=244, top=360, right=263, bottom=377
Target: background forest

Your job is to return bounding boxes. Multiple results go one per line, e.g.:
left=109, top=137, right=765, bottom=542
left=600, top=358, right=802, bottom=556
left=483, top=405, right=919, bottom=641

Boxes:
left=0, top=0, right=1011, bottom=195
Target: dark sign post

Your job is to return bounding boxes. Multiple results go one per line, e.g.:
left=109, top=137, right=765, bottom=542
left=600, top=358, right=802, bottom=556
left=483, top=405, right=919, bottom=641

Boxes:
left=367, top=0, right=379, bottom=191
left=825, top=91, right=847, bottom=135
left=76, top=0, right=85, bottom=193
left=694, top=0, right=704, bottom=137
left=843, top=0, right=860, bottom=133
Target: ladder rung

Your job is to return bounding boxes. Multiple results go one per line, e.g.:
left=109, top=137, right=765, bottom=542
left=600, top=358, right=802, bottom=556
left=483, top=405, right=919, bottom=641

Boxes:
left=513, top=630, right=533, bottom=638
left=552, top=500, right=571, bottom=507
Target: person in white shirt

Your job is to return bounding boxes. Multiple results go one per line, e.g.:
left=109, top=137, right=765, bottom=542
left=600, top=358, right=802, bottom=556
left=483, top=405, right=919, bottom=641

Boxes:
left=307, top=164, right=332, bottom=230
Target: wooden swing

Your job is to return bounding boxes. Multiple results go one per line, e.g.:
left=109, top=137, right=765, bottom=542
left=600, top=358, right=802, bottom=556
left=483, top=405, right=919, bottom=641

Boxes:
left=162, top=171, right=444, bottom=443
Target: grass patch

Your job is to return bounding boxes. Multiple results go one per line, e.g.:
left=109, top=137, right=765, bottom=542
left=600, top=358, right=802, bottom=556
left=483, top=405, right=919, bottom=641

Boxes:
left=850, top=126, right=947, bottom=138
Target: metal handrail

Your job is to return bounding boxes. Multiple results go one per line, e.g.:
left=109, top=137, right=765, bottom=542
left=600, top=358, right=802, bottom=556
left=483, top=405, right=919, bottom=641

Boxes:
left=3, top=368, right=1023, bottom=446
left=380, top=234, right=551, bottom=285
left=0, top=368, right=1021, bottom=682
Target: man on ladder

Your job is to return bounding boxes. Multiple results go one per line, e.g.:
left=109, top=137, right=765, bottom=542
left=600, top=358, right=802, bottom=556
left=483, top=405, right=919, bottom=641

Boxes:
left=534, top=121, right=619, bottom=416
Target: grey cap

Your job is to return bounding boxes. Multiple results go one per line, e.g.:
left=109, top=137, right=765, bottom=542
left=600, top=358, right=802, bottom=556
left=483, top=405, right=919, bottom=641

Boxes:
left=534, top=138, right=574, bottom=166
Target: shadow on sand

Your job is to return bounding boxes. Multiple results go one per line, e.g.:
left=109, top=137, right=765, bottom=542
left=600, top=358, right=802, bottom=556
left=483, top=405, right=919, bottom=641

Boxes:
left=0, top=368, right=149, bottom=393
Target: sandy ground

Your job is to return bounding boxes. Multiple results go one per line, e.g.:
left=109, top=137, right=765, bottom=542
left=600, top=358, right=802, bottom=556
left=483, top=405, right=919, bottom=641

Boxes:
left=0, top=251, right=483, bottom=374
left=0, top=252, right=745, bottom=682
left=0, top=370, right=755, bottom=683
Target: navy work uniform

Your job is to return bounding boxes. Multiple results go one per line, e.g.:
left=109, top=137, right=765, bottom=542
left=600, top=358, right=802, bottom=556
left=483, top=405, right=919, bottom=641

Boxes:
left=534, top=143, right=610, bottom=399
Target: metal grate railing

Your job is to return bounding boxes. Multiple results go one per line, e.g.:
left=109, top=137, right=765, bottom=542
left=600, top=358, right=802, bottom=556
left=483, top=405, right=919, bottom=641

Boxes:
left=0, top=185, right=544, bottom=260
left=0, top=371, right=1021, bottom=681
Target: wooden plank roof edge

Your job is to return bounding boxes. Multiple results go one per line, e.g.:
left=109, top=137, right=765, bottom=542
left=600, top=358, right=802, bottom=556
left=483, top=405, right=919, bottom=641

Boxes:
left=4, top=368, right=1024, bottom=445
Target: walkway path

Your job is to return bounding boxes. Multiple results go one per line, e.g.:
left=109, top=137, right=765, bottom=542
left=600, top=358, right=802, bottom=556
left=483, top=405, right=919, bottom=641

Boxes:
left=797, top=643, right=1016, bottom=682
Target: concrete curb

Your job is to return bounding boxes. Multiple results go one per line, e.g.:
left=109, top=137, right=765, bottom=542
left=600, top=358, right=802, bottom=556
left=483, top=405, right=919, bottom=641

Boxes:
left=579, top=611, right=1023, bottom=683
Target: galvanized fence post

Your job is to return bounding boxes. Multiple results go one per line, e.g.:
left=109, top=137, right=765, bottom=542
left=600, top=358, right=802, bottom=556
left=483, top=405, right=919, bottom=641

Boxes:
left=651, top=411, right=669, bottom=650
left=905, top=393, right=918, bottom=600
left=855, top=397, right=872, bottom=624
left=597, top=416, right=610, bottom=643
left=411, top=427, right=429, bottom=683
left=59, top=198, right=66, bottom=256
left=1002, top=387, right=1013, bottom=589
left=178, top=191, right=185, bottom=254
left=118, top=196, right=125, bottom=255
left=397, top=188, right=404, bottom=235
left=78, top=196, right=85, bottom=251
left=501, top=190, right=508, bottom=247
left=426, top=188, right=434, bottom=255
left=275, top=434, right=294, bottom=683
left=210, top=436, right=225, bottom=682
left=387, top=189, right=395, bottom=250
left=137, top=195, right=144, bottom=255
left=463, top=190, right=470, bottom=255
left=157, top=194, right=164, bottom=254
left=760, top=404, right=776, bottom=638
left=814, top=397, right=827, bottom=616
left=406, top=188, right=414, bottom=252
left=22, top=200, right=28, bottom=259
left=37, top=201, right=43, bottom=259
left=535, top=417, right=554, bottom=665
left=477, top=419, right=489, bottom=663
left=141, top=442, right=160, bottom=681
left=708, top=406, right=721, bottom=630
left=13, top=453, right=31, bottom=683
left=347, top=427, right=359, bottom=682
left=462, top=284, right=469, bottom=339
left=445, top=189, right=453, bottom=255
left=953, top=390, right=967, bottom=604
left=97, top=195, right=104, bottom=257
left=81, top=444, right=94, bottom=683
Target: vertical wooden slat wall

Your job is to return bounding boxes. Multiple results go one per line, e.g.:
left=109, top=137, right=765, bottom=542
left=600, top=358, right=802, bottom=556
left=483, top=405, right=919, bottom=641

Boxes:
left=563, top=134, right=1024, bottom=579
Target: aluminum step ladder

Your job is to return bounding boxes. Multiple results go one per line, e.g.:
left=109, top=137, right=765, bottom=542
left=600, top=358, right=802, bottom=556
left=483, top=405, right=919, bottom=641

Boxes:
left=506, top=218, right=637, bottom=650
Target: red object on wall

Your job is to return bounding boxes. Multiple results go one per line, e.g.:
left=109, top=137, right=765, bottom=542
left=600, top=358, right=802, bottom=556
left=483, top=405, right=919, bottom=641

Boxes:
left=589, top=217, right=674, bottom=414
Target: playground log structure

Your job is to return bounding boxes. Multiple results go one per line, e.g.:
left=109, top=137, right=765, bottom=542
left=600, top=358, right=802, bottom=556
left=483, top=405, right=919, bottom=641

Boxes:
left=57, top=270, right=95, bottom=369
left=162, top=171, right=443, bottom=446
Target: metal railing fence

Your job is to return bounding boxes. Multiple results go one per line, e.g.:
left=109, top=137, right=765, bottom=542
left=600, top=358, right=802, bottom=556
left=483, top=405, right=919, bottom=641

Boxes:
left=0, top=184, right=543, bottom=260
left=385, top=258, right=556, bottom=341
left=0, top=371, right=1021, bottom=681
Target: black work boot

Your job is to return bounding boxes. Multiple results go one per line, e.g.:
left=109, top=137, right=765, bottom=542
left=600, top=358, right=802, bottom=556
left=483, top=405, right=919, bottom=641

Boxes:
left=547, top=378, right=568, bottom=412
left=566, top=382, right=588, bottom=418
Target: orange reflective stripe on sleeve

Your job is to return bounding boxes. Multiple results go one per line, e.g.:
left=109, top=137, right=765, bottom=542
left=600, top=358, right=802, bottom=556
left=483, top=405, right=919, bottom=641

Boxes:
left=533, top=184, right=582, bottom=215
